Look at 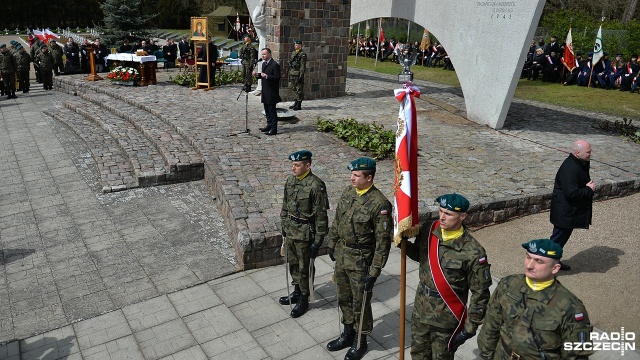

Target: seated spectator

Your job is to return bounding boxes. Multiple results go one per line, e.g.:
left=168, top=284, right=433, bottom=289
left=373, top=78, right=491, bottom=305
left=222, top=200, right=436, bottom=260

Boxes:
left=542, top=51, right=560, bottom=82
left=521, top=50, right=534, bottom=78
left=527, top=47, right=545, bottom=80
left=163, top=38, right=178, bottom=68
left=563, top=52, right=582, bottom=86
left=118, top=38, right=133, bottom=53
left=577, top=52, right=593, bottom=86
left=620, top=54, right=638, bottom=91
left=594, top=52, right=611, bottom=88
left=605, top=53, right=624, bottom=90
left=149, top=39, right=159, bottom=52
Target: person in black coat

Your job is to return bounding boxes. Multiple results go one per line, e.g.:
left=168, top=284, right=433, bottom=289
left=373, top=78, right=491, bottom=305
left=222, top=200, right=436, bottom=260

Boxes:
left=254, top=47, right=281, bottom=136
left=197, top=36, right=218, bottom=87
left=549, top=140, right=596, bottom=270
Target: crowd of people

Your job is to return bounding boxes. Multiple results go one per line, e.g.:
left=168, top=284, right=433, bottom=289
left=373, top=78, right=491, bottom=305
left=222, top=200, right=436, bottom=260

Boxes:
left=349, top=35, right=455, bottom=70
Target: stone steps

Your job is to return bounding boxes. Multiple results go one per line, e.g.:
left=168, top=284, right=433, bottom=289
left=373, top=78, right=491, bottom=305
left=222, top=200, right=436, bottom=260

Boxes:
left=42, top=107, right=139, bottom=192
left=63, top=98, right=171, bottom=188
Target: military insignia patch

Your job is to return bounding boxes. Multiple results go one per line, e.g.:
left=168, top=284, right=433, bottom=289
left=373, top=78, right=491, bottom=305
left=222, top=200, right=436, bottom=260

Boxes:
left=479, top=256, right=487, bottom=264
left=380, top=209, right=388, bottom=215
left=575, top=313, right=584, bottom=321
left=528, top=241, right=537, bottom=253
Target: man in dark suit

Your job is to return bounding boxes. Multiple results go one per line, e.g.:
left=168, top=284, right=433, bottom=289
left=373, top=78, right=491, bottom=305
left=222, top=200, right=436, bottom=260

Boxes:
left=197, top=36, right=218, bottom=87
left=163, top=39, right=178, bottom=69
left=544, top=35, right=559, bottom=56
left=254, top=47, right=281, bottom=136
left=178, top=36, right=191, bottom=59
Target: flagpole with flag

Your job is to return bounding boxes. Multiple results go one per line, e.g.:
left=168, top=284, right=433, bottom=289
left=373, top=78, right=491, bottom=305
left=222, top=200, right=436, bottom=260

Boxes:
left=561, top=25, right=576, bottom=72
left=355, top=23, right=361, bottom=64
left=235, top=12, right=241, bottom=41
left=420, top=28, right=430, bottom=65
left=589, top=21, right=604, bottom=88
left=393, top=84, right=421, bottom=360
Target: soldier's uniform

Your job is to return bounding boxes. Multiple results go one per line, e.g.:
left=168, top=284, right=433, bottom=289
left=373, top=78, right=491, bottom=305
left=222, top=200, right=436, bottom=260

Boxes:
left=36, top=45, right=54, bottom=90
left=406, top=194, right=492, bottom=360
left=327, top=157, right=392, bottom=360
left=16, top=46, right=31, bottom=93
left=49, top=40, right=64, bottom=75
left=279, top=150, right=329, bottom=318
left=288, top=40, right=306, bottom=110
left=477, top=239, right=594, bottom=360
left=31, top=40, right=43, bottom=83
left=239, top=34, right=258, bottom=92
left=0, top=44, right=18, bottom=99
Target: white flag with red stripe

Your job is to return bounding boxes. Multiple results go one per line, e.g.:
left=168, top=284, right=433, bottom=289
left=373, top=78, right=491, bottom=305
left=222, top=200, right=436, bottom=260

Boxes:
left=393, top=85, right=421, bottom=246
left=33, top=29, right=46, bottom=42
left=562, top=27, right=576, bottom=71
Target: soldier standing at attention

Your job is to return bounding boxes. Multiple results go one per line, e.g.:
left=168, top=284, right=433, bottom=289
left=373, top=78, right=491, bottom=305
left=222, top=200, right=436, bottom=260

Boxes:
left=0, top=44, right=18, bottom=99
left=16, top=45, right=31, bottom=93
left=405, top=193, right=492, bottom=360
left=49, top=40, right=64, bottom=75
left=477, top=239, right=594, bottom=359
left=240, top=34, right=258, bottom=92
left=288, top=40, right=306, bottom=110
left=326, top=157, right=392, bottom=360
left=279, top=150, right=329, bottom=318
left=36, top=44, right=54, bottom=90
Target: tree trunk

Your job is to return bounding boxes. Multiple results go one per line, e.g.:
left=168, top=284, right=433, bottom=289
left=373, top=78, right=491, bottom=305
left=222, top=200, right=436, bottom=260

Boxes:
left=622, top=0, right=639, bottom=24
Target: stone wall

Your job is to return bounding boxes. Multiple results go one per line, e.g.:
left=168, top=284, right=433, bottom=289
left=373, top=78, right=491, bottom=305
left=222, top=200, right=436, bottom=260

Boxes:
left=266, top=0, right=350, bottom=101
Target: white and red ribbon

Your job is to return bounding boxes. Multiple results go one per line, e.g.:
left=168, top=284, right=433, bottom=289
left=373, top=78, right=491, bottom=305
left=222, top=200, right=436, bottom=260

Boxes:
left=393, top=85, right=421, bottom=246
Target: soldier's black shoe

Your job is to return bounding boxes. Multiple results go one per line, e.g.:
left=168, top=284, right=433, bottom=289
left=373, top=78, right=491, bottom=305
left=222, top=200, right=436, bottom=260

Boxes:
left=290, top=294, right=309, bottom=318
left=344, top=335, right=367, bottom=360
left=279, top=288, right=301, bottom=305
left=289, top=102, right=296, bottom=109
left=259, top=126, right=271, bottom=132
left=559, top=262, right=571, bottom=271
left=292, top=101, right=301, bottom=110
left=327, top=324, right=355, bottom=351
left=265, top=128, right=277, bottom=136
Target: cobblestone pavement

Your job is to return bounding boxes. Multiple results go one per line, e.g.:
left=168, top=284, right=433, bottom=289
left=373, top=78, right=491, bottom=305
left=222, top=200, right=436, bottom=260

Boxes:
left=1, top=42, right=639, bottom=359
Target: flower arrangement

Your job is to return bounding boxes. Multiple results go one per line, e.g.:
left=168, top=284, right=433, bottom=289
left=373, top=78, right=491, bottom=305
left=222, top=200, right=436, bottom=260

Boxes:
left=107, top=66, right=140, bottom=83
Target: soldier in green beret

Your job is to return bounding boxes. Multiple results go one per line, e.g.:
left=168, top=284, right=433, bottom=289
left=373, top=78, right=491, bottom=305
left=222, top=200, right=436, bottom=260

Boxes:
left=279, top=150, right=329, bottom=318
left=49, top=40, right=65, bottom=76
left=326, top=157, right=392, bottom=360
left=239, top=34, right=258, bottom=92
left=477, top=238, right=594, bottom=359
left=36, top=44, right=54, bottom=90
left=0, top=44, right=18, bottom=99
left=288, top=40, right=306, bottom=110
left=16, top=45, right=31, bottom=93
left=405, top=193, right=492, bottom=360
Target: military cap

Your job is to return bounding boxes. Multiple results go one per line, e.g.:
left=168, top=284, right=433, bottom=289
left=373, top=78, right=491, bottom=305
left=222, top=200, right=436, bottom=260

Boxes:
left=10, top=40, right=17, bottom=45
left=0, top=44, right=5, bottom=48
left=347, top=157, right=376, bottom=171
left=41, top=44, right=48, bottom=49
left=50, top=39, right=57, bottom=43
left=16, top=45, right=22, bottom=50
left=587, top=51, right=594, bottom=56
left=522, top=239, right=563, bottom=260
left=294, top=40, right=302, bottom=44
left=603, top=51, right=609, bottom=56
left=436, top=193, right=470, bottom=212
left=289, top=150, right=312, bottom=161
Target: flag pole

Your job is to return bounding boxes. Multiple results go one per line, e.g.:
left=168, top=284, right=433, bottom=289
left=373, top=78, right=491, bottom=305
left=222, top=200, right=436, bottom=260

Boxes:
left=356, top=23, right=361, bottom=64
left=375, top=18, right=381, bottom=66
left=407, top=21, right=411, bottom=43
left=399, top=240, right=407, bottom=360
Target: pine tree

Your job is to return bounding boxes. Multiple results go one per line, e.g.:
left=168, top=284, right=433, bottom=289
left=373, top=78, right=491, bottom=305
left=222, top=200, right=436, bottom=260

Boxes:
left=100, top=0, right=156, bottom=47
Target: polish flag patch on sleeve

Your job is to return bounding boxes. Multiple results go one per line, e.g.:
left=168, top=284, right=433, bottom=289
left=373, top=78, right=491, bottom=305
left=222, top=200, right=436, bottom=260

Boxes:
left=478, top=256, right=487, bottom=264
left=575, top=313, right=584, bottom=321
left=380, top=209, right=388, bottom=215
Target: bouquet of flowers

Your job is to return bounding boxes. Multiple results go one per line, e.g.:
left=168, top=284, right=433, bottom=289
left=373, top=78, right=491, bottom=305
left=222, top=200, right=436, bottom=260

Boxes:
left=107, top=66, right=140, bottom=82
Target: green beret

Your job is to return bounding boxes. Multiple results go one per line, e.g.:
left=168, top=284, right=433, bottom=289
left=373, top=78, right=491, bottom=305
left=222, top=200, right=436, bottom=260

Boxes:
left=294, top=40, right=302, bottom=44
left=347, top=157, right=376, bottom=171
left=16, top=45, right=22, bottom=50
left=0, top=44, right=5, bottom=48
left=436, top=193, right=470, bottom=212
left=10, top=40, right=17, bottom=44
left=289, top=150, right=312, bottom=161
left=522, top=239, right=563, bottom=260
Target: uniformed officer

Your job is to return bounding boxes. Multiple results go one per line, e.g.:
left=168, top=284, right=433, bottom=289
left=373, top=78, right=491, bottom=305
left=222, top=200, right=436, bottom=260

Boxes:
left=477, top=239, right=594, bottom=360
left=16, top=45, right=31, bottom=93
left=49, top=40, right=64, bottom=75
left=36, top=44, right=54, bottom=90
left=288, top=40, right=306, bottom=110
left=0, top=44, right=18, bottom=99
left=279, top=150, right=329, bottom=318
left=326, top=157, right=392, bottom=360
left=405, top=193, right=492, bottom=360
left=239, top=34, right=258, bottom=92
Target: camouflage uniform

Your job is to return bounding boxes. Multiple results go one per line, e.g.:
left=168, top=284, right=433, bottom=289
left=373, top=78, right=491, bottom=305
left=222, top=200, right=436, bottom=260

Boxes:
left=288, top=48, right=306, bottom=101
left=280, top=170, right=329, bottom=295
left=0, top=48, right=18, bottom=97
left=36, top=48, right=54, bottom=90
left=327, top=184, right=392, bottom=335
left=49, top=42, right=64, bottom=75
left=16, top=48, right=31, bottom=92
left=239, top=40, right=258, bottom=91
left=477, top=274, right=594, bottom=360
left=31, top=40, right=43, bottom=83
left=406, top=224, right=492, bottom=360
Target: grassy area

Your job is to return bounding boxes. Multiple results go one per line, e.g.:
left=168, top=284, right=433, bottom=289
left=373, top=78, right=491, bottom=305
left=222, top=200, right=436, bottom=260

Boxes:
left=347, top=55, right=640, bottom=119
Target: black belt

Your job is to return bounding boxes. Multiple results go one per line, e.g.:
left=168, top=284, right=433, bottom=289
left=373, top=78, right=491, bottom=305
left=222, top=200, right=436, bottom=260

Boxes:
left=342, top=240, right=374, bottom=250
left=288, top=214, right=309, bottom=224
left=421, top=283, right=466, bottom=300
left=501, top=338, right=522, bottom=360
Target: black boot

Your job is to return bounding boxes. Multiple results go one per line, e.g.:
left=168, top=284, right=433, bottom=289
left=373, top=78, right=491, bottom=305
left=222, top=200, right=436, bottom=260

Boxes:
left=344, top=335, right=367, bottom=360
left=290, top=294, right=309, bottom=318
left=292, top=100, right=301, bottom=110
left=289, top=101, right=297, bottom=109
left=279, top=285, right=301, bottom=305
left=327, top=324, right=356, bottom=351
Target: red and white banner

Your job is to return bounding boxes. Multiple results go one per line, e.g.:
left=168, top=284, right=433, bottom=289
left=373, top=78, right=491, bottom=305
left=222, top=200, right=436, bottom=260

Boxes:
left=44, top=29, right=60, bottom=40
left=33, top=29, right=46, bottom=42
left=393, top=85, right=421, bottom=246
left=562, top=27, right=576, bottom=72
left=378, top=18, right=385, bottom=44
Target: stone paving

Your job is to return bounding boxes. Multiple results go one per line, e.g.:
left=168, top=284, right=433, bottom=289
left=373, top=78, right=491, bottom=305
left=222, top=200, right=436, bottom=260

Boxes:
left=1, top=50, right=639, bottom=359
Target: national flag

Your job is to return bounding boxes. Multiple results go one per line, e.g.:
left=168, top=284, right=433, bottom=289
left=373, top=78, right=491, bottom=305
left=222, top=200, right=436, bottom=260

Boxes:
left=33, top=29, right=46, bottom=42
left=393, top=85, right=421, bottom=246
left=592, top=24, right=604, bottom=66
left=378, top=19, right=385, bottom=44
left=479, top=256, right=487, bottom=264
left=575, top=313, right=585, bottom=321
left=420, top=28, right=430, bottom=51
left=44, top=29, right=60, bottom=40
left=562, top=27, right=576, bottom=72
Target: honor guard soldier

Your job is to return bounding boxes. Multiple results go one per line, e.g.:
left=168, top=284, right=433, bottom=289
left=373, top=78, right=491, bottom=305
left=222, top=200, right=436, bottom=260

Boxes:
left=239, top=34, right=258, bottom=92
left=326, top=157, right=392, bottom=360
left=16, top=45, right=31, bottom=93
left=288, top=40, right=306, bottom=110
left=279, top=150, right=329, bottom=318
left=0, top=44, right=18, bottom=99
left=405, top=193, right=492, bottom=359
left=477, top=239, right=594, bottom=360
